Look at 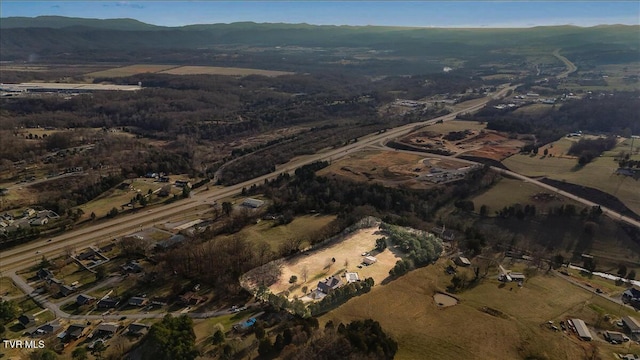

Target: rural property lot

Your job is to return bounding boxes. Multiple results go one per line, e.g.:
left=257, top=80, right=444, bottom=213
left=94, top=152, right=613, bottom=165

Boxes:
left=158, top=66, right=294, bottom=77
left=322, top=260, right=640, bottom=360
left=503, top=137, right=640, bottom=216
left=269, top=227, right=402, bottom=300
left=471, top=177, right=581, bottom=214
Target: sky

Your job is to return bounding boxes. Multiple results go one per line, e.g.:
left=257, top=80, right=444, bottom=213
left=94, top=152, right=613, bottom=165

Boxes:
left=1, top=1, right=639, bottom=28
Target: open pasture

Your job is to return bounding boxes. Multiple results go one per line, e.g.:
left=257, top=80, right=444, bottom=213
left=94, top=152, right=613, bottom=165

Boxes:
left=503, top=137, right=640, bottom=215
left=322, top=260, right=640, bottom=360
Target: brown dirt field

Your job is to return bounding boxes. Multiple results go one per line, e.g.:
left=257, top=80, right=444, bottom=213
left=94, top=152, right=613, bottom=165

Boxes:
left=318, top=150, right=474, bottom=188
left=158, top=66, right=293, bottom=77
left=402, top=128, right=525, bottom=161
left=85, top=64, right=180, bottom=78
left=269, top=227, right=402, bottom=300
left=318, top=150, right=466, bottom=189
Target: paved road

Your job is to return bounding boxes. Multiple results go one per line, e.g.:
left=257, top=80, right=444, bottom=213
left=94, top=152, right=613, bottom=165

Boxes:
left=552, top=270, right=635, bottom=311
left=6, top=270, right=259, bottom=320
left=553, top=49, right=578, bottom=79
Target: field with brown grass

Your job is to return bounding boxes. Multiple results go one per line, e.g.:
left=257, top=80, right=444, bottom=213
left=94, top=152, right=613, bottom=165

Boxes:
left=85, top=64, right=179, bottom=78
left=322, top=259, right=640, bottom=360
left=158, top=66, right=293, bottom=77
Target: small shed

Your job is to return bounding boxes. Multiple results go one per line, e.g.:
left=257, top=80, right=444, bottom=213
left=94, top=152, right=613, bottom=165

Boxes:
left=454, top=256, right=471, bottom=267
left=363, top=256, right=377, bottom=265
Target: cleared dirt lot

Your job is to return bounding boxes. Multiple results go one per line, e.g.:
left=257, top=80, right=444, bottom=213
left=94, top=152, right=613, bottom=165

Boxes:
left=400, top=125, right=526, bottom=161
left=317, top=150, right=471, bottom=189
left=269, top=226, right=402, bottom=300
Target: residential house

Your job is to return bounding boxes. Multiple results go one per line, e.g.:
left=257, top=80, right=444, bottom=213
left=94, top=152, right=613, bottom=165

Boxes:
left=94, top=322, right=119, bottom=338
left=32, top=320, right=61, bottom=337
left=174, top=180, right=191, bottom=188
left=97, top=298, right=120, bottom=309
left=37, top=268, right=54, bottom=280
left=59, top=285, right=75, bottom=297
left=317, top=276, right=343, bottom=294
left=128, top=296, right=149, bottom=307
left=121, top=261, right=143, bottom=273
left=30, top=217, right=49, bottom=226
left=454, top=256, right=471, bottom=267
left=76, top=294, right=96, bottom=306
left=18, top=314, right=36, bottom=328
left=127, top=323, right=150, bottom=337
left=623, top=288, right=640, bottom=304
left=66, top=324, right=89, bottom=340
left=179, top=292, right=205, bottom=306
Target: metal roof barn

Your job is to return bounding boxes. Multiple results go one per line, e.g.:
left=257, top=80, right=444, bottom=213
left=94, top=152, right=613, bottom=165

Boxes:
left=571, top=318, right=592, bottom=341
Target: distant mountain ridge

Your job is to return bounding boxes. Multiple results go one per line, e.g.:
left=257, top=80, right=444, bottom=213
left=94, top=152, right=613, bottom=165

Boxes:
left=2, top=15, right=639, bottom=31
left=1, top=16, right=637, bottom=69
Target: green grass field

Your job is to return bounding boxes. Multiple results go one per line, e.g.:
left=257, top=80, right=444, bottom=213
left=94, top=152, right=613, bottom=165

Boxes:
left=423, top=120, right=487, bottom=134
left=217, top=215, right=336, bottom=252
left=503, top=138, right=640, bottom=215
left=78, top=178, right=183, bottom=219
left=322, top=260, right=640, bottom=360
left=472, top=177, right=581, bottom=215
left=0, top=277, right=22, bottom=298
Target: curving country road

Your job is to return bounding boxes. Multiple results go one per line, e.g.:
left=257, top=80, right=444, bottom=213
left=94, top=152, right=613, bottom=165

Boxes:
left=553, top=49, right=578, bottom=79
